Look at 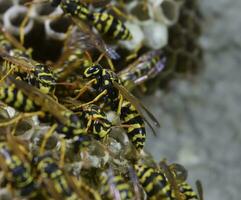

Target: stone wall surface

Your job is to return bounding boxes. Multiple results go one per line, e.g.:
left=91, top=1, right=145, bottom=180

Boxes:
left=146, top=0, right=241, bottom=199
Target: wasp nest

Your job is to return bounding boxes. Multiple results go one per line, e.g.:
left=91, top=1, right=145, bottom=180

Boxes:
left=0, top=0, right=203, bottom=199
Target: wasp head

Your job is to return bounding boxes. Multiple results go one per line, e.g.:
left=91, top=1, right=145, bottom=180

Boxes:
left=83, top=64, right=103, bottom=78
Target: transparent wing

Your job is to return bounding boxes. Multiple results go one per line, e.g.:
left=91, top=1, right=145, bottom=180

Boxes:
left=112, top=81, right=160, bottom=135
left=72, top=18, right=120, bottom=60
left=0, top=26, right=26, bottom=51
left=159, top=160, right=184, bottom=200
left=8, top=77, right=71, bottom=124
left=196, top=180, right=204, bottom=200
left=0, top=53, right=36, bottom=72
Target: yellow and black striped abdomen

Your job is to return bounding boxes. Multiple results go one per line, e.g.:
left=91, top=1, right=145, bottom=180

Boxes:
left=100, top=173, right=134, bottom=200
left=91, top=12, right=132, bottom=40
left=134, top=164, right=174, bottom=200
left=179, top=182, right=199, bottom=200
left=120, top=100, right=146, bottom=150
left=36, top=155, right=79, bottom=200
left=0, top=143, right=38, bottom=198
left=0, top=84, right=40, bottom=112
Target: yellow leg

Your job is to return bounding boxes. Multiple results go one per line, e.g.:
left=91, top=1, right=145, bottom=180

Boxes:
left=39, top=124, right=58, bottom=155
left=105, top=4, right=133, bottom=21
left=85, top=117, right=93, bottom=132
left=0, top=111, right=44, bottom=127
left=106, top=56, right=115, bottom=71
left=0, top=67, right=14, bottom=83
left=126, top=43, right=143, bottom=62
left=95, top=53, right=105, bottom=64
left=84, top=51, right=93, bottom=63
left=73, top=79, right=96, bottom=100
left=117, top=93, right=123, bottom=115
left=72, top=90, right=107, bottom=110
left=59, top=137, right=66, bottom=168
left=19, top=13, right=30, bottom=45
left=94, top=53, right=115, bottom=71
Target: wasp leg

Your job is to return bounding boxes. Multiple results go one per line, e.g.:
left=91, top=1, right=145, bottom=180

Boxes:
left=85, top=116, right=93, bottom=133
left=105, top=4, right=132, bottom=21
left=73, top=90, right=107, bottom=110
left=117, top=93, right=123, bottom=115
left=73, top=79, right=96, bottom=100
left=106, top=56, right=115, bottom=71
left=0, top=111, right=44, bottom=127
left=39, top=124, right=58, bottom=155
left=59, top=137, right=66, bottom=168
left=126, top=43, right=143, bottom=62
left=95, top=53, right=115, bottom=71
left=0, top=67, right=14, bottom=83
left=19, top=6, right=32, bottom=45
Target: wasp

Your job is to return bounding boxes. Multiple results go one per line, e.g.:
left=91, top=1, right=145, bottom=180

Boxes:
left=179, top=182, right=199, bottom=200
left=34, top=152, right=102, bottom=200
left=33, top=153, right=81, bottom=200
left=28, top=0, right=132, bottom=41
left=0, top=83, right=40, bottom=113
left=77, top=104, right=112, bottom=140
left=0, top=139, right=38, bottom=198
left=159, top=160, right=201, bottom=200
left=1, top=77, right=111, bottom=144
left=118, top=50, right=167, bottom=91
left=4, top=78, right=106, bottom=155
left=134, top=163, right=175, bottom=200
left=72, top=64, right=159, bottom=150
left=0, top=53, right=56, bottom=95
left=9, top=77, right=87, bottom=137
left=100, top=169, right=134, bottom=200
left=48, top=0, right=132, bottom=41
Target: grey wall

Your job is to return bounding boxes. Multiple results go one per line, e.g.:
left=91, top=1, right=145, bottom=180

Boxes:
left=146, top=0, right=241, bottom=199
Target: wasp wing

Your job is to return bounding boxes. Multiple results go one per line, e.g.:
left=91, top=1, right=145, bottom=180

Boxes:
left=196, top=180, right=204, bottom=200
left=159, top=161, right=184, bottom=200
left=0, top=53, right=36, bottom=72
left=0, top=26, right=26, bottom=51
left=8, top=77, right=71, bottom=124
left=112, top=81, right=160, bottom=135
left=72, top=18, right=120, bottom=60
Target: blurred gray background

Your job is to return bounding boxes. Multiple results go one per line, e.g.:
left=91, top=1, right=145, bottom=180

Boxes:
left=146, top=0, right=241, bottom=199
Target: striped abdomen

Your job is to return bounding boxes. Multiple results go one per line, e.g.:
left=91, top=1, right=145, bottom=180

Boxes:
left=0, top=143, right=37, bottom=198
left=0, top=84, right=40, bottom=112
left=36, top=155, right=79, bottom=200
left=120, top=100, right=146, bottom=150
left=179, top=182, right=199, bottom=200
left=134, top=164, right=174, bottom=200
left=100, top=172, right=133, bottom=200
left=91, top=12, right=132, bottom=40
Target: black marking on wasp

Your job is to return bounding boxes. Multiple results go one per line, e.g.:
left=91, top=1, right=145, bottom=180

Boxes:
left=48, top=0, right=132, bottom=41
left=72, top=64, right=160, bottom=150
left=0, top=52, right=56, bottom=95
left=119, top=50, right=166, bottom=90
left=134, top=163, right=175, bottom=200
left=100, top=168, right=134, bottom=200
left=33, top=153, right=80, bottom=200
left=0, top=141, right=38, bottom=198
